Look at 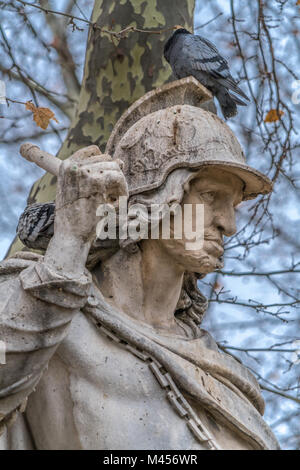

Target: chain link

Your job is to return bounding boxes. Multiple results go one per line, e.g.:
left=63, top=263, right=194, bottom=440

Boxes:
left=95, top=320, right=221, bottom=450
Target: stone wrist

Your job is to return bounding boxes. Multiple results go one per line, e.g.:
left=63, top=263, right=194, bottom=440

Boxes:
left=44, top=231, right=92, bottom=277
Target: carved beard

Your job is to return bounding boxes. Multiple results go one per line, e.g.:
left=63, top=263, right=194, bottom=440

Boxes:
left=157, top=235, right=224, bottom=275
left=201, top=237, right=225, bottom=272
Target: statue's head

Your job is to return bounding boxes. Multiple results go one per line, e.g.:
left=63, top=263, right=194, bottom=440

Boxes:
left=102, top=78, right=272, bottom=276
left=92, top=78, right=273, bottom=329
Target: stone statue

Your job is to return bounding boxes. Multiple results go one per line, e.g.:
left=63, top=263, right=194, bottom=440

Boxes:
left=0, top=78, right=279, bottom=450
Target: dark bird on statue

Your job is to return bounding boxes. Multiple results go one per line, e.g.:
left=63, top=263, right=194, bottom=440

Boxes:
left=164, top=28, right=250, bottom=119
left=17, top=202, right=55, bottom=250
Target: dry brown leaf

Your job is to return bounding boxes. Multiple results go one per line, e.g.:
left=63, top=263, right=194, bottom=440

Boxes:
left=25, top=101, right=59, bottom=130
left=297, top=0, right=300, bottom=5
left=264, top=109, right=284, bottom=123
left=213, top=281, right=223, bottom=292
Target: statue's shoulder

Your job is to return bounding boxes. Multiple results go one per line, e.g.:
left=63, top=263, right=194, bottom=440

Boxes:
left=0, top=251, right=43, bottom=277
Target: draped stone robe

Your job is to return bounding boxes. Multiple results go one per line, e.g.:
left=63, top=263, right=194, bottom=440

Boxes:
left=0, top=254, right=279, bottom=450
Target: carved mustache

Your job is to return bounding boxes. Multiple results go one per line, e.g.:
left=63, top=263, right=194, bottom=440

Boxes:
left=203, top=233, right=224, bottom=258
left=204, top=233, right=223, bottom=246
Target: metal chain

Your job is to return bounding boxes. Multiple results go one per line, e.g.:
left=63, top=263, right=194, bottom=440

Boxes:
left=95, top=322, right=221, bottom=450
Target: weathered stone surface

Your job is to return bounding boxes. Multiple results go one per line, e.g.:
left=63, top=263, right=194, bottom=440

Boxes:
left=109, top=78, right=272, bottom=199
left=0, top=80, right=279, bottom=450
left=106, top=76, right=215, bottom=156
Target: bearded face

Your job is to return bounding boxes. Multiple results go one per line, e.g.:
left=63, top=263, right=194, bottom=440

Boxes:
left=156, top=168, right=244, bottom=274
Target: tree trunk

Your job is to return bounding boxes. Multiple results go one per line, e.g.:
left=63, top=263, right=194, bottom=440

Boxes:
left=8, top=0, right=195, bottom=256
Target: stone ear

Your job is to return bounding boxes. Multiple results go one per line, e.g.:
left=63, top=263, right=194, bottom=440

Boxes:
left=105, top=77, right=215, bottom=157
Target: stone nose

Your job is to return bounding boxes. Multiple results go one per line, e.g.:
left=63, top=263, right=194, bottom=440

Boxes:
left=214, top=204, right=237, bottom=237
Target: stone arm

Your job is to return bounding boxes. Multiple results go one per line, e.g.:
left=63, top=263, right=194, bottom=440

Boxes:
left=0, top=255, right=92, bottom=432
left=0, top=146, right=128, bottom=432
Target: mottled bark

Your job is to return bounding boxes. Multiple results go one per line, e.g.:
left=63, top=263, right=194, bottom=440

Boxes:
left=8, top=0, right=195, bottom=256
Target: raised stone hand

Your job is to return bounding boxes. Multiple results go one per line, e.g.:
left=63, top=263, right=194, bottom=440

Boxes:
left=44, top=145, right=128, bottom=275
left=54, top=145, right=128, bottom=242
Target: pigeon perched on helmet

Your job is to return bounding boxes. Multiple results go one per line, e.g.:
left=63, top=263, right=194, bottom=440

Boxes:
left=164, top=28, right=250, bottom=119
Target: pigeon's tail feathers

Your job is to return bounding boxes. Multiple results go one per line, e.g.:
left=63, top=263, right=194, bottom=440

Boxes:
left=216, top=89, right=238, bottom=119
left=213, top=74, right=250, bottom=102
left=232, top=82, right=250, bottom=102
left=229, top=92, right=248, bottom=106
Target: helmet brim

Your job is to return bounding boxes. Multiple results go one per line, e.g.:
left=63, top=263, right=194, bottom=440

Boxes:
left=189, top=160, right=273, bottom=200
left=129, top=159, right=272, bottom=201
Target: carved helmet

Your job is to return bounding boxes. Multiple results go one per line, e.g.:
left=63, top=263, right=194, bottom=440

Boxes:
left=106, top=77, right=272, bottom=201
